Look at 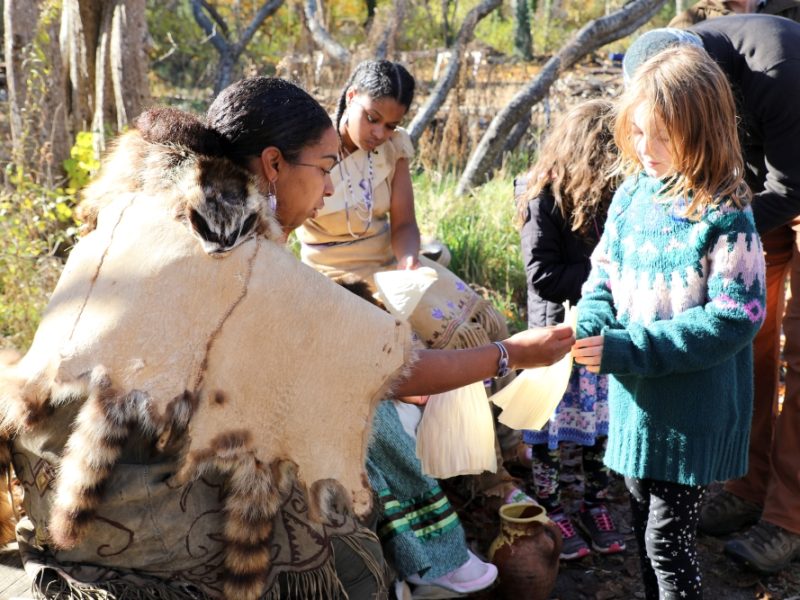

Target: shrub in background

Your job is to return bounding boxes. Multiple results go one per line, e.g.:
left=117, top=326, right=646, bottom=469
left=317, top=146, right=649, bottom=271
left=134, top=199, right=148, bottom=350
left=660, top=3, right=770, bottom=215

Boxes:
left=0, top=132, right=96, bottom=349
left=414, top=170, right=527, bottom=333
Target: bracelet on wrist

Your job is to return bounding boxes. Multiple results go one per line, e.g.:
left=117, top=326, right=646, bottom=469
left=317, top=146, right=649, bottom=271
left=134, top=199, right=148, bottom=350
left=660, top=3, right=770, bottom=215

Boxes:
left=492, top=341, right=511, bottom=379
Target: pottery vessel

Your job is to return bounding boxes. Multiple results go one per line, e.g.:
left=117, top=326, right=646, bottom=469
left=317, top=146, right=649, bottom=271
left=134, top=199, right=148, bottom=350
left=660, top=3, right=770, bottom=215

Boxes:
left=488, top=502, right=562, bottom=600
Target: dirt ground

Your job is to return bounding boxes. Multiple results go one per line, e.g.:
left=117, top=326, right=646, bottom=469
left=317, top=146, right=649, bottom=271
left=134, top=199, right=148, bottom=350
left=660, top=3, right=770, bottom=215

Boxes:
left=447, top=456, right=800, bottom=600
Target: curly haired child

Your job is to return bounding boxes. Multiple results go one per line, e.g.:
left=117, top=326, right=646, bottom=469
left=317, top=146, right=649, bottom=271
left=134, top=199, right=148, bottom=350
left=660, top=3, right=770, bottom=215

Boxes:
left=516, top=98, right=626, bottom=560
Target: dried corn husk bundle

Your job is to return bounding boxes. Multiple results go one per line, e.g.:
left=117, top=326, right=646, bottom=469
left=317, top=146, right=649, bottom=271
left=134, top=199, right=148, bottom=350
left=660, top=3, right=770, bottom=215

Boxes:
left=492, top=304, right=578, bottom=430
left=374, top=267, right=439, bottom=320
left=415, top=381, right=497, bottom=478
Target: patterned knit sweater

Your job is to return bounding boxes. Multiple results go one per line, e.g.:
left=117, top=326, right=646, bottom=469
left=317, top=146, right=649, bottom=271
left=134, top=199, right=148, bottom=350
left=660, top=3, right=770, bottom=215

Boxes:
left=576, top=174, right=766, bottom=486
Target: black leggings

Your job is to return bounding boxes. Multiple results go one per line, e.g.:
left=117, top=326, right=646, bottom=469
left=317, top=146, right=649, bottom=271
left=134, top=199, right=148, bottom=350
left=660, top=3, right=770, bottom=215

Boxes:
left=626, top=477, right=706, bottom=600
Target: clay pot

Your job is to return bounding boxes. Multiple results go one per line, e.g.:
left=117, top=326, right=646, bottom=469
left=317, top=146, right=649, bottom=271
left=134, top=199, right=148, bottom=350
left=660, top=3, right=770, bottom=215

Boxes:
left=488, top=502, right=562, bottom=600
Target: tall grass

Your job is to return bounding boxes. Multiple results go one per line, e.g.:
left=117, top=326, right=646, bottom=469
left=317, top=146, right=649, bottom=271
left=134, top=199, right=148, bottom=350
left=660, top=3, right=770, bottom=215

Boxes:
left=413, top=169, right=528, bottom=333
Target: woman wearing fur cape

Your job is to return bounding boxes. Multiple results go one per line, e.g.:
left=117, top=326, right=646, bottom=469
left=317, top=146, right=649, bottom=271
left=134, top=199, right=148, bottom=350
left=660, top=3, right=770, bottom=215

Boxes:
left=0, top=77, right=574, bottom=600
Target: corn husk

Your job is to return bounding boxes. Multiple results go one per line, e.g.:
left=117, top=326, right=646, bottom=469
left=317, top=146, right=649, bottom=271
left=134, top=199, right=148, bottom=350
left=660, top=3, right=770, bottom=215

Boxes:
left=492, top=303, right=578, bottom=430
left=373, top=267, right=438, bottom=321
left=415, top=381, right=497, bottom=478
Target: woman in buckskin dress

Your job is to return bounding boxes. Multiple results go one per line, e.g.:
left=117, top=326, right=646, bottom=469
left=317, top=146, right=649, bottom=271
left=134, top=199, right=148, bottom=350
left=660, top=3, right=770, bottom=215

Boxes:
left=1, top=76, right=574, bottom=600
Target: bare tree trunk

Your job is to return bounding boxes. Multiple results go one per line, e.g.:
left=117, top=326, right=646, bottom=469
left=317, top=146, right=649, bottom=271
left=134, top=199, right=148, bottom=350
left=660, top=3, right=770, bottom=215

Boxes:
left=441, top=0, right=458, bottom=46
left=302, top=0, right=349, bottom=64
left=192, top=0, right=284, bottom=96
left=373, top=0, right=408, bottom=60
left=4, top=0, right=150, bottom=177
left=91, top=0, right=113, bottom=154
left=4, top=0, right=70, bottom=182
left=456, top=0, right=667, bottom=195
left=407, top=0, right=501, bottom=145
left=364, top=0, right=377, bottom=26
left=513, top=0, right=533, bottom=60
left=109, top=0, right=150, bottom=131
left=4, top=0, right=40, bottom=164
left=675, top=0, right=685, bottom=13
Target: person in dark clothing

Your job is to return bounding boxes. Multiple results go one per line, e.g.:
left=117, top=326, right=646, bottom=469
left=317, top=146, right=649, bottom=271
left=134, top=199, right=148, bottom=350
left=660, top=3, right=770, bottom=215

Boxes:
left=669, top=0, right=800, bottom=29
left=622, top=15, right=800, bottom=575
left=515, top=99, right=626, bottom=561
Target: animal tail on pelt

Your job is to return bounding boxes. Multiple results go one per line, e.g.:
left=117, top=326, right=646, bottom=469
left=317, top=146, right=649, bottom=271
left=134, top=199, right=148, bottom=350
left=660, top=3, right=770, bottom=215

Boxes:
left=176, top=431, right=295, bottom=600
left=0, top=468, right=16, bottom=546
left=49, top=367, right=195, bottom=549
left=0, top=350, right=39, bottom=546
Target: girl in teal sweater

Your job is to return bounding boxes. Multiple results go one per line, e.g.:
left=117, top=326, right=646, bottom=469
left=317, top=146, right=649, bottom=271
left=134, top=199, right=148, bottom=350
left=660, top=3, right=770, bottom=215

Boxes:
left=573, top=45, right=766, bottom=599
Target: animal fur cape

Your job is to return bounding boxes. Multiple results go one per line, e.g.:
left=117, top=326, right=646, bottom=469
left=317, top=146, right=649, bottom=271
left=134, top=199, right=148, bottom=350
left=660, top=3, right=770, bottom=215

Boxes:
left=0, top=133, right=413, bottom=599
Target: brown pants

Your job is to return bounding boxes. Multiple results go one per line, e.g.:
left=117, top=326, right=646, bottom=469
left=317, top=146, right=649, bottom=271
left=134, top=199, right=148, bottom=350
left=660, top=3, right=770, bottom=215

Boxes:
left=726, top=223, right=800, bottom=534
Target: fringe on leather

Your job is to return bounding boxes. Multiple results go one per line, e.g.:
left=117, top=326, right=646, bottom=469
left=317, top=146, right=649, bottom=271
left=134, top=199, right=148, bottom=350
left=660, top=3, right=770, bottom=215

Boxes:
left=32, top=569, right=204, bottom=600
left=334, top=528, right=392, bottom=600
left=263, top=560, right=346, bottom=600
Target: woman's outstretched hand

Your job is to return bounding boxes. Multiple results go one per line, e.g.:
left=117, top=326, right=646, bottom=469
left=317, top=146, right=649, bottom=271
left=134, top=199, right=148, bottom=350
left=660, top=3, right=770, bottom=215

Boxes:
left=395, top=324, right=576, bottom=397
left=504, top=323, right=575, bottom=370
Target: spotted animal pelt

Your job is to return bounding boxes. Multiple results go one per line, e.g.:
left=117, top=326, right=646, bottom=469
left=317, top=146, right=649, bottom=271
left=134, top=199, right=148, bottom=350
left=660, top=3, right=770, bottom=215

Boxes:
left=0, top=350, right=81, bottom=474
left=16, top=366, right=197, bottom=550
left=0, top=355, right=199, bottom=553
left=174, top=431, right=307, bottom=600
left=77, top=128, right=282, bottom=254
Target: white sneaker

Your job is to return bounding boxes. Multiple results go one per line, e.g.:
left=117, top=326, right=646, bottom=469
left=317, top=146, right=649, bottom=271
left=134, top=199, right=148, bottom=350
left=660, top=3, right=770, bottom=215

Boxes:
left=406, top=550, right=498, bottom=597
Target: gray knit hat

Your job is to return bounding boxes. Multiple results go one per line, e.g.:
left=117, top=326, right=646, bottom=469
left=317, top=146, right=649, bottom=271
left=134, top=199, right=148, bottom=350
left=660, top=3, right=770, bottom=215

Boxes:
left=622, top=28, right=704, bottom=84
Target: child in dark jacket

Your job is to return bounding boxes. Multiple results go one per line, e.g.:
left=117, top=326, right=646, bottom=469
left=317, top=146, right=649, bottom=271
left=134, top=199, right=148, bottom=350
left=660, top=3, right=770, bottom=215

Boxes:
left=516, top=99, right=626, bottom=560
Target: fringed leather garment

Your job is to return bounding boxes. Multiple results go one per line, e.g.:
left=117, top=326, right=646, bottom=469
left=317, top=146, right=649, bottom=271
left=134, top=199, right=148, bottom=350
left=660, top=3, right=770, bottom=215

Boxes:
left=0, top=133, right=413, bottom=599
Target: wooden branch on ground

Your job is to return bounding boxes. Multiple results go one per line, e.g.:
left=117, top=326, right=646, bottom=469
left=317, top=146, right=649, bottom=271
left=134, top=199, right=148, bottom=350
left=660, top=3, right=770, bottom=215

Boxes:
left=456, top=0, right=667, bottom=196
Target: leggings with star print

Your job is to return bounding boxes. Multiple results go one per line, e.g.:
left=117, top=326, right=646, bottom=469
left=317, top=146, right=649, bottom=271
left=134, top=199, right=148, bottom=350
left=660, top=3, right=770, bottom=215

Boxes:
left=625, top=477, right=706, bottom=600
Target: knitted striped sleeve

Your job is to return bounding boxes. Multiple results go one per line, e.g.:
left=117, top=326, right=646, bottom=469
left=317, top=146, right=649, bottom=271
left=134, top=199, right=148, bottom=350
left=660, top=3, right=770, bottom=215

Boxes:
left=600, top=207, right=766, bottom=378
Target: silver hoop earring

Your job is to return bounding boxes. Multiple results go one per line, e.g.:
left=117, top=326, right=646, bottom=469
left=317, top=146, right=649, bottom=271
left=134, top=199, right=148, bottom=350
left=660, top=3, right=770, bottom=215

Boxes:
left=267, top=180, right=278, bottom=213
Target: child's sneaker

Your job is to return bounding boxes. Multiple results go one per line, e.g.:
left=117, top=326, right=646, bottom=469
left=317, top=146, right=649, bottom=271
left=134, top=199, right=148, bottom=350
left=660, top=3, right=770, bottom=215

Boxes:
left=577, top=503, right=626, bottom=554
left=550, top=511, right=591, bottom=560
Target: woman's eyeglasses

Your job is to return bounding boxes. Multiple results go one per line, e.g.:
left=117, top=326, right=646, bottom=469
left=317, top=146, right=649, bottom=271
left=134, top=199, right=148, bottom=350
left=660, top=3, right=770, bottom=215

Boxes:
left=291, top=161, right=336, bottom=176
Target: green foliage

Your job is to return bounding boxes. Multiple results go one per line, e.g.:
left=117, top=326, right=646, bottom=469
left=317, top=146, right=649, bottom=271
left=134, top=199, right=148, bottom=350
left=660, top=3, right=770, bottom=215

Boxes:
left=146, top=0, right=367, bottom=97
left=63, top=132, right=100, bottom=193
left=414, top=170, right=528, bottom=333
left=474, top=5, right=517, bottom=54
left=0, top=135, right=88, bottom=349
left=475, top=0, right=677, bottom=56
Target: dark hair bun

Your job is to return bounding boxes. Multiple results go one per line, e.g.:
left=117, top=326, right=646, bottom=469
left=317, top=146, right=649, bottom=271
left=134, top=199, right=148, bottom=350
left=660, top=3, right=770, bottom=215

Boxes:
left=135, top=107, right=226, bottom=157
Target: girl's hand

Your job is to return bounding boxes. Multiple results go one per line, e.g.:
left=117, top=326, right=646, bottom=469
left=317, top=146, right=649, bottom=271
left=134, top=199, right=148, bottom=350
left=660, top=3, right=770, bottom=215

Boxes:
left=572, top=336, right=604, bottom=373
left=397, top=255, right=420, bottom=270
left=504, top=324, right=575, bottom=369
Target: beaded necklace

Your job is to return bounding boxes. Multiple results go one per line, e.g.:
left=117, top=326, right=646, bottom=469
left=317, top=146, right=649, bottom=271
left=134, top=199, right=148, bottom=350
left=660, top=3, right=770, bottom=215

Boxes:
left=339, top=149, right=375, bottom=238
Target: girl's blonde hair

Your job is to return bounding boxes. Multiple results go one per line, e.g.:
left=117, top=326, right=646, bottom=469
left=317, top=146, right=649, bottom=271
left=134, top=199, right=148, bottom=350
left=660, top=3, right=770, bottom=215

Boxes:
left=615, top=45, right=751, bottom=216
left=515, top=99, right=620, bottom=238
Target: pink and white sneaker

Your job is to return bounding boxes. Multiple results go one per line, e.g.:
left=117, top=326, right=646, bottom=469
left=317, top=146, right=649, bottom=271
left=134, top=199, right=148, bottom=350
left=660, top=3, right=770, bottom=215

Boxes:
left=577, top=503, right=626, bottom=554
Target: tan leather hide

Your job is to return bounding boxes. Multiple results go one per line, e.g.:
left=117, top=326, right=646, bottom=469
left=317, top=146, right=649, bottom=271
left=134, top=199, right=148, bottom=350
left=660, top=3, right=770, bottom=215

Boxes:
left=14, top=192, right=412, bottom=517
